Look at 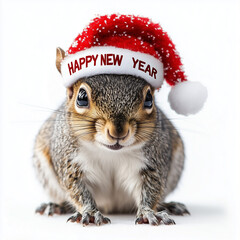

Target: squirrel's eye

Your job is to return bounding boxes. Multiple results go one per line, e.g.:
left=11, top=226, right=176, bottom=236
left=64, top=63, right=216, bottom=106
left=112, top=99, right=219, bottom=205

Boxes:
left=76, top=88, right=88, bottom=107
left=144, top=90, right=153, bottom=109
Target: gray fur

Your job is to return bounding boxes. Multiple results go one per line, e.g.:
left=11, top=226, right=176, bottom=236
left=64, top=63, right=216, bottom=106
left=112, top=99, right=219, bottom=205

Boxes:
left=33, top=74, right=187, bottom=225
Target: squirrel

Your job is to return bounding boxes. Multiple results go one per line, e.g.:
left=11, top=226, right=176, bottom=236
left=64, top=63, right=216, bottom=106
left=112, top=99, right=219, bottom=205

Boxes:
left=33, top=47, right=189, bottom=226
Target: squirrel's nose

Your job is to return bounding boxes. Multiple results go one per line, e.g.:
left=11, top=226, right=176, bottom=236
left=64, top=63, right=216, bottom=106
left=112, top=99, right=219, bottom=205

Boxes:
left=107, top=129, right=129, bottom=140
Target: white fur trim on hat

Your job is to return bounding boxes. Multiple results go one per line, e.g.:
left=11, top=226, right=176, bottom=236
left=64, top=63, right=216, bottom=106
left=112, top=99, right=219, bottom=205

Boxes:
left=61, top=46, right=164, bottom=88
left=168, top=81, right=208, bottom=115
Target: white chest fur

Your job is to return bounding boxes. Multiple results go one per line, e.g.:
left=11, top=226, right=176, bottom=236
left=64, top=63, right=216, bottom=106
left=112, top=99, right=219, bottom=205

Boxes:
left=73, top=142, right=146, bottom=213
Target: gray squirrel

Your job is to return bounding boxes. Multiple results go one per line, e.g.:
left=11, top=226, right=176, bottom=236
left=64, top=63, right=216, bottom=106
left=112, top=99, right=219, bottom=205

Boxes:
left=33, top=48, right=190, bottom=226
left=32, top=14, right=206, bottom=226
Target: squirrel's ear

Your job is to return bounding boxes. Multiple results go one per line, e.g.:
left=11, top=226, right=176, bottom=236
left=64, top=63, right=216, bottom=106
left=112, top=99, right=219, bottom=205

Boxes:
left=67, top=86, right=74, bottom=100
left=56, top=47, right=65, bottom=74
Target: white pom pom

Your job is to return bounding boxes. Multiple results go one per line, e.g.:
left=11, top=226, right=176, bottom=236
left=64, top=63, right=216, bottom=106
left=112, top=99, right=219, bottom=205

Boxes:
left=168, top=81, right=208, bottom=116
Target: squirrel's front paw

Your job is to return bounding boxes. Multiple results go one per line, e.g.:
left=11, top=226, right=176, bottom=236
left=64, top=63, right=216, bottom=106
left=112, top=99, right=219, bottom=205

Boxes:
left=135, top=209, right=175, bottom=226
left=67, top=210, right=111, bottom=226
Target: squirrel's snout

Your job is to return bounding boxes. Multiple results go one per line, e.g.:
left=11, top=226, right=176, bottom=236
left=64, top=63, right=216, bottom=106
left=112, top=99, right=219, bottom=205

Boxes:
left=106, top=121, right=130, bottom=142
left=107, top=128, right=129, bottom=141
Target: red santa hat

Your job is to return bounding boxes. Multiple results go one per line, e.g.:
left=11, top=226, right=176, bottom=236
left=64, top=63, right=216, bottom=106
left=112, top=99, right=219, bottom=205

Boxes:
left=60, top=14, right=207, bottom=115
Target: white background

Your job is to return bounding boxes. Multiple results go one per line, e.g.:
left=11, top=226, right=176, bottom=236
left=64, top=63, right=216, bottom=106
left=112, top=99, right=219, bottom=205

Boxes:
left=0, top=0, right=240, bottom=239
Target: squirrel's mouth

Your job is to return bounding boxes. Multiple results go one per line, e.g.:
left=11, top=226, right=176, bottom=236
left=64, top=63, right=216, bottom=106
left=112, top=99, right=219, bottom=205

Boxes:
left=103, top=142, right=123, bottom=150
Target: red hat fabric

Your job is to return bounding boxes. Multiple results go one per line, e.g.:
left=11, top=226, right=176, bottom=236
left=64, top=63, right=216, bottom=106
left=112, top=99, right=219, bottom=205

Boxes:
left=61, top=14, right=186, bottom=88
left=60, top=14, right=207, bottom=115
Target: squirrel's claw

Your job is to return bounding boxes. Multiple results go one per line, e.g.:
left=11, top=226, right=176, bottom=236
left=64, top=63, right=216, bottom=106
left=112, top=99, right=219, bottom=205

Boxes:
left=135, top=217, right=144, bottom=224
left=35, top=203, right=48, bottom=215
left=67, top=210, right=111, bottom=226
left=157, top=202, right=190, bottom=216
left=82, top=213, right=90, bottom=226
left=155, top=211, right=176, bottom=225
left=94, top=211, right=111, bottom=226
left=35, top=202, right=61, bottom=216
left=67, top=212, right=82, bottom=223
left=135, top=209, right=175, bottom=226
left=48, top=203, right=61, bottom=216
left=102, top=217, right=111, bottom=224
left=36, top=202, right=75, bottom=216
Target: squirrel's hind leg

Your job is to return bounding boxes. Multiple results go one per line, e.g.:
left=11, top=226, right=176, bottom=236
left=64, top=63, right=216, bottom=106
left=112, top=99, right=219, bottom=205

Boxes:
left=35, top=201, right=75, bottom=216
left=157, top=201, right=190, bottom=216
